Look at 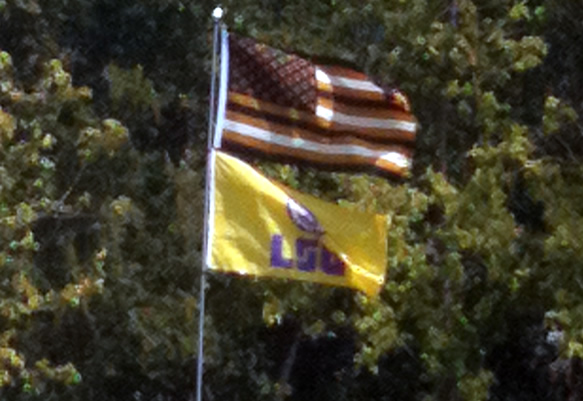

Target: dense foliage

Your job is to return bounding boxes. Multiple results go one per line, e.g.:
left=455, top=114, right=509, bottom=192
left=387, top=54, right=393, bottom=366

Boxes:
left=1, top=0, right=583, bottom=400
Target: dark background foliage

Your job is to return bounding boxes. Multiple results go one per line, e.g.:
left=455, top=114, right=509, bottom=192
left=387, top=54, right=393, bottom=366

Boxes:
left=1, top=0, right=583, bottom=400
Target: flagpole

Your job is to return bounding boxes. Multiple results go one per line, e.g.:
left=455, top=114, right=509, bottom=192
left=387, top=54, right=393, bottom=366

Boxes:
left=196, top=7, right=223, bottom=401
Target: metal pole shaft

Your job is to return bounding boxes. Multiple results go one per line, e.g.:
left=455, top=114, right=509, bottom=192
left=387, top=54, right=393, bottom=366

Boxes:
left=196, top=8, right=223, bottom=401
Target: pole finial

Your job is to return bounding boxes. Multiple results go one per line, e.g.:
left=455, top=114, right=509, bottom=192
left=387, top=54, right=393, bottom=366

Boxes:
left=212, top=7, right=224, bottom=21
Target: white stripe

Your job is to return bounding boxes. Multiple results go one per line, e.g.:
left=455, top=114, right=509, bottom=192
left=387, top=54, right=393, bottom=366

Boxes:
left=316, top=67, right=383, bottom=93
left=316, top=105, right=417, bottom=132
left=224, top=119, right=411, bottom=169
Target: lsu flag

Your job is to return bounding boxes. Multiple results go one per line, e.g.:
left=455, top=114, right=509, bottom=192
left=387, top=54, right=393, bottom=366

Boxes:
left=206, top=150, right=388, bottom=296
left=214, top=31, right=416, bottom=177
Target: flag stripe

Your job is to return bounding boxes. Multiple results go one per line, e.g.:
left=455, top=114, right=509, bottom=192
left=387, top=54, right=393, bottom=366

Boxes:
left=315, top=103, right=417, bottom=132
left=226, top=111, right=412, bottom=156
left=316, top=67, right=383, bottom=94
left=316, top=90, right=409, bottom=112
left=317, top=65, right=371, bottom=80
left=317, top=80, right=387, bottom=102
left=228, top=92, right=416, bottom=144
left=315, top=96, right=415, bottom=122
left=223, top=118, right=411, bottom=174
left=223, top=132, right=409, bottom=176
left=229, top=92, right=415, bottom=124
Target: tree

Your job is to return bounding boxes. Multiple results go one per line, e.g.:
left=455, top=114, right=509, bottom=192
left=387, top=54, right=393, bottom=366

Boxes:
left=0, top=0, right=582, bottom=400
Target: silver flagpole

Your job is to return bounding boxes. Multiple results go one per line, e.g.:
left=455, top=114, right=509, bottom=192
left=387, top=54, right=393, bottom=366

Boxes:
left=196, top=7, right=223, bottom=401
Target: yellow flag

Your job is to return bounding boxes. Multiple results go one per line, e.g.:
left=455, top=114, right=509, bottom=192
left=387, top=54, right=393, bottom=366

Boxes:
left=206, top=150, right=388, bottom=296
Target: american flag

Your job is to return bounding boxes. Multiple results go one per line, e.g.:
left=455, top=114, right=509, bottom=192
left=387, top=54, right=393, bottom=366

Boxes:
left=217, top=34, right=417, bottom=176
